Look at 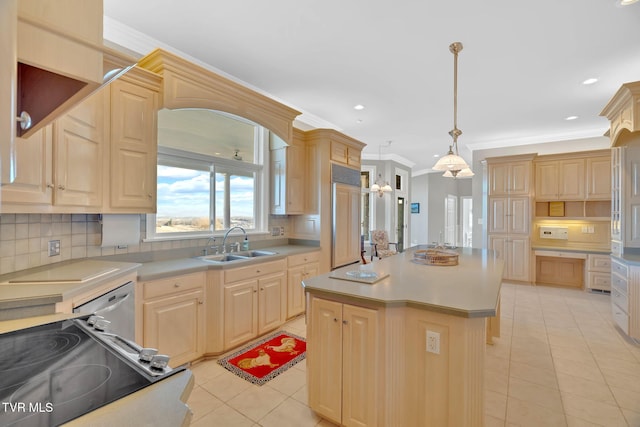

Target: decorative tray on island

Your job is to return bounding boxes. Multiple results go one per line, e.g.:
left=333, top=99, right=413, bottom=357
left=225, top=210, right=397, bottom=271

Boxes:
left=413, top=248, right=459, bottom=266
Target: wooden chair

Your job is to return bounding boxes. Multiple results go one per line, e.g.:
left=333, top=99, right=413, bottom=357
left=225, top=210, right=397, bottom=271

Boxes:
left=370, top=230, right=398, bottom=261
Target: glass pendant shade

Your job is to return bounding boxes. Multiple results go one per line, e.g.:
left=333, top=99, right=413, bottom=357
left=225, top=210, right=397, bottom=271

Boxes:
left=432, top=146, right=469, bottom=171
left=443, top=167, right=474, bottom=178
left=370, top=173, right=392, bottom=197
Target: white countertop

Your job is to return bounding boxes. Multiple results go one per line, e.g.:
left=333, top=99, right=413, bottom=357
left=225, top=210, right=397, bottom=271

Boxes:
left=303, top=247, right=504, bottom=318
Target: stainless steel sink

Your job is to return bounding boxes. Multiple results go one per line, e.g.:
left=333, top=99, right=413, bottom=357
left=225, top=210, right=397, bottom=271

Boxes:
left=237, top=250, right=277, bottom=257
left=196, top=250, right=277, bottom=263
left=197, top=254, right=250, bottom=263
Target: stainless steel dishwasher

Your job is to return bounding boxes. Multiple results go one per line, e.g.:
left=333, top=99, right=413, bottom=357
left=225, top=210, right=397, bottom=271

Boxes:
left=73, top=281, right=136, bottom=341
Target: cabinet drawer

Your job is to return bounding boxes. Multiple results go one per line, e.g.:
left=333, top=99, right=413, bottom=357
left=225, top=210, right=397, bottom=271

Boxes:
left=611, top=286, right=629, bottom=312
left=142, top=272, right=205, bottom=300
left=586, top=272, right=611, bottom=291
left=611, top=259, right=628, bottom=278
left=587, top=254, right=611, bottom=272
left=288, top=251, right=320, bottom=267
left=225, top=259, right=286, bottom=283
left=612, top=305, right=629, bottom=335
left=611, top=274, right=628, bottom=293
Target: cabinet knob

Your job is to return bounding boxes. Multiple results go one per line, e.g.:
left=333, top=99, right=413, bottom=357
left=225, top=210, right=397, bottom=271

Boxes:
left=333, top=318, right=338, bottom=322
left=198, top=300, right=204, bottom=305
left=174, top=283, right=180, bottom=288
left=16, top=111, right=32, bottom=130
left=147, top=194, right=152, bottom=199
left=256, top=269, right=261, bottom=274
left=57, top=185, right=65, bottom=190
left=46, top=183, right=54, bottom=189
left=260, top=287, right=265, bottom=291
left=253, top=289, right=257, bottom=293
left=342, top=320, right=348, bottom=325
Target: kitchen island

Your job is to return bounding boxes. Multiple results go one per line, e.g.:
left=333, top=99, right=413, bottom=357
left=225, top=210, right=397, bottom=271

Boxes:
left=303, top=247, right=503, bottom=427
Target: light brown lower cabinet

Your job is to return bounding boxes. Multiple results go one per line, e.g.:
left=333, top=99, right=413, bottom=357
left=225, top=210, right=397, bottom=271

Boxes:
left=308, top=297, right=380, bottom=427
left=222, top=259, right=287, bottom=350
left=140, top=271, right=206, bottom=367
left=287, top=251, right=320, bottom=318
left=535, top=256, right=584, bottom=288
left=307, top=294, right=487, bottom=426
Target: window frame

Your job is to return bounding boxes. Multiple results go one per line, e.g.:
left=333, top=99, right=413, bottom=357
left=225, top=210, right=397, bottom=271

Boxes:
left=146, top=141, right=269, bottom=242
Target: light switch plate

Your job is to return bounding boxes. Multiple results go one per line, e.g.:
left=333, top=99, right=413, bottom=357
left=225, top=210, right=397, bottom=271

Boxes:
left=48, top=240, right=60, bottom=257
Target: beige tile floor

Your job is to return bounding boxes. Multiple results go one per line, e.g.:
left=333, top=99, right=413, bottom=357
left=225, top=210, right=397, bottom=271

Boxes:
left=188, top=282, right=640, bottom=426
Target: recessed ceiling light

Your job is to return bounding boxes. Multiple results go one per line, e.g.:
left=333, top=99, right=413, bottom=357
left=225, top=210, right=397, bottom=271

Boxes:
left=433, top=154, right=440, bottom=158
left=356, top=119, right=363, bottom=124
left=354, top=104, right=365, bottom=110
left=582, top=78, right=599, bottom=85
left=565, top=116, right=579, bottom=121
left=620, top=0, right=639, bottom=5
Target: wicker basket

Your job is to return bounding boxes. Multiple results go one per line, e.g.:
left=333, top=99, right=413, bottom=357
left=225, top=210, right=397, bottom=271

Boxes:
left=413, top=249, right=459, bottom=266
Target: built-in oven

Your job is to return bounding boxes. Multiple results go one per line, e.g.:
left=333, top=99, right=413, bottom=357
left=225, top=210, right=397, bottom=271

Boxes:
left=72, top=281, right=135, bottom=342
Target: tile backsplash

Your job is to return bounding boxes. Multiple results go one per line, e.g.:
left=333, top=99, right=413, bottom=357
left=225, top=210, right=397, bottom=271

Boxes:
left=0, top=214, right=291, bottom=275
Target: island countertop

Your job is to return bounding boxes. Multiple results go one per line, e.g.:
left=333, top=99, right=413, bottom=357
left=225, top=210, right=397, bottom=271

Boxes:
left=302, top=246, right=504, bottom=318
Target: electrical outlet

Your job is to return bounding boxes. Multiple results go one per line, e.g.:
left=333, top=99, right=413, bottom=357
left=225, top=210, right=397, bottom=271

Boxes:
left=271, top=227, right=280, bottom=236
left=48, top=240, right=60, bottom=257
left=280, top=226, right=284, bottom=236
left=426, top=330, right=440, bottom=354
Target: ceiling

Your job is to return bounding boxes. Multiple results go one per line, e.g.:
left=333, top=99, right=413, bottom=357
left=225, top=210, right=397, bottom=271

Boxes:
left=103, top=0, right=640, bottom=174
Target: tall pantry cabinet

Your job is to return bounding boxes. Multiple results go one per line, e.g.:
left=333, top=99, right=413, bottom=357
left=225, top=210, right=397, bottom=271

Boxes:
left=487, top=155, right=534, bottom=282
left=601, top=80, right=640, bottom=342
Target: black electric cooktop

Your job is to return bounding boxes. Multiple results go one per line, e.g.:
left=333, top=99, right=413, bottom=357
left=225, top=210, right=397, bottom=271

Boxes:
left=0, top=319, right=153, bottom=427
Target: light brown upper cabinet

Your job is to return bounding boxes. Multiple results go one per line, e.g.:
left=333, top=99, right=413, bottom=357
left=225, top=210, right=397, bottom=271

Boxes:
left=331, top=140, right=361, bottom=168
left=534, top=151, right=611, bottom=202
left=488, top=160, right=531, bottom=196
left=1, top=89, right=105, bottom=213
left=535, top=159, right=585, bottom=201
left=586, top=156, right=612, bottom=200
left=270, top=130, right=305, bottom=215
left=106, top=68, right=160, bottom=213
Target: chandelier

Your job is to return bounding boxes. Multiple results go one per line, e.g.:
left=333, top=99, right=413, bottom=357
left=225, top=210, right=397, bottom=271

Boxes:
left=371, top=142, right=392, bottom=197
left=432, top=42, right=473, bottom=178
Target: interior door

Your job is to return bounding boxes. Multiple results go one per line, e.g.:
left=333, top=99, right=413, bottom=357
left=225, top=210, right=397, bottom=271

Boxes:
left=396, top=197, right=405, bottom=252
left=444, top=194, right=458, bottom=246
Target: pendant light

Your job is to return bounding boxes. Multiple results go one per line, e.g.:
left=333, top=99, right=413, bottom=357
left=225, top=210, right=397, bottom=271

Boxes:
left=432, top=42, right=473, bottom=178
left=371, top=142, right=392, bottom=198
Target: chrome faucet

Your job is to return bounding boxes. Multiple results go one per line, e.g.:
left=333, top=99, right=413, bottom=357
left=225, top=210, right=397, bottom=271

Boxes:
left=222, top=226, right=248, bottom=253
left=203, top=236, right=219, bottom=255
